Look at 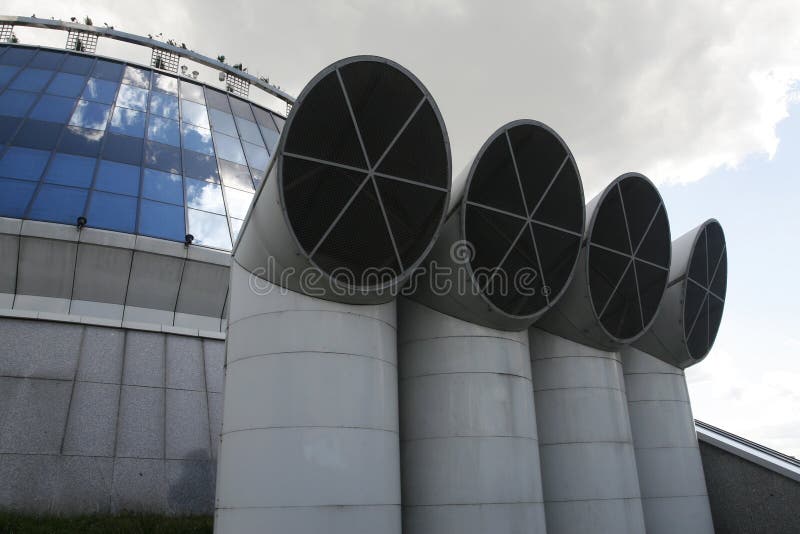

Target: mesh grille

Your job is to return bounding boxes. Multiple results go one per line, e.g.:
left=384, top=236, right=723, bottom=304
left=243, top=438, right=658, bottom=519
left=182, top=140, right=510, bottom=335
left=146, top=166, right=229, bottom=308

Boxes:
left=588, top=174, right=671, bottom=342
left=280, top=57, right=450, bottom=290
left=463, top=121, right=584, bottom=318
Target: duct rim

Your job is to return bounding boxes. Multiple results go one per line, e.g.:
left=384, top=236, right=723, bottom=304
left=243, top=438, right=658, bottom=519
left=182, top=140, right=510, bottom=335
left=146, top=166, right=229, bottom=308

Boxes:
left=586, top=172, right=672, bottom=344
left=274, top=55, right=452, bottom=294
left=459, top=119, right=586, bottom=322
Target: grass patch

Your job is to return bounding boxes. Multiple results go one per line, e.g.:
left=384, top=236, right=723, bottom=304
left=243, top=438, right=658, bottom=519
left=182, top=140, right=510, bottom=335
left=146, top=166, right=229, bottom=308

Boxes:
left=0, top=512, right=212, bottom=533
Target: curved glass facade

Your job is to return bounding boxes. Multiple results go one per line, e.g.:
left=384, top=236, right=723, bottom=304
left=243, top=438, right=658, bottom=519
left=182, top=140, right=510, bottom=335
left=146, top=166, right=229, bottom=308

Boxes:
left=0, top=44, right=285, bottom=251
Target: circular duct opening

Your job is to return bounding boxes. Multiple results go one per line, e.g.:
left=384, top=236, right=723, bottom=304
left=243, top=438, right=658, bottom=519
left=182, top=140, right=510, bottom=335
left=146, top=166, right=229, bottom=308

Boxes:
left=587, top=173, right=671, bottom=343
left=683, top=220, right=727, bottom=360
left=278, top=56, right=451, bottom=290
left=462, top=120, right=584, bottom=319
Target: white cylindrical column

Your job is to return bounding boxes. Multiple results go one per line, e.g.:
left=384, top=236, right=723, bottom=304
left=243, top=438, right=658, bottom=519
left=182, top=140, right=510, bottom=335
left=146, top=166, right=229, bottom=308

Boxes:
left=400, top=299, right=547, bottom=533
left=530, top=328, right=646, bottom=534
left=215, top=262, right=400, bottom=533
left=622, top=347, right=714, bottom=534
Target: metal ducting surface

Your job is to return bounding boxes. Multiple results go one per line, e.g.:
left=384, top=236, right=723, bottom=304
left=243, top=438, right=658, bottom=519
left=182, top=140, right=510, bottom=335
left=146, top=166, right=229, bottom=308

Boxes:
left=235, top=55, right=451, bottom=304
left=536, top=172, right=671, bottom=350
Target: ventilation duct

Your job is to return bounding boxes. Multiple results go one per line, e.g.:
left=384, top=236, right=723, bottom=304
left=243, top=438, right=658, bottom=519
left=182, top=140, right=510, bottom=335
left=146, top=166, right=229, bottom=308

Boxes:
left=400, top=121, right=584, bottom=533
left=216, top=56, right=451, bottom=534
left=621, top=220, right=727, bottom=534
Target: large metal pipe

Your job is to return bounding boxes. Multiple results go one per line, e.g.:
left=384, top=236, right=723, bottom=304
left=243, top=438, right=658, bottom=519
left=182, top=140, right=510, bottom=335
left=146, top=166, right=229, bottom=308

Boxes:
left=530, top=173, right=672, bottom=534
left=400, top=120, right=585, bottom=533
left=216, top=56, right=452, bottom=534
left=621, top=219, right=727, bottom=534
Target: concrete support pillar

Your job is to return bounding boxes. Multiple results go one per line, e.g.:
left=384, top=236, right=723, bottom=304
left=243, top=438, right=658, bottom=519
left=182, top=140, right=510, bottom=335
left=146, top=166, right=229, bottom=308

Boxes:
left=214, top=262, right=401, bottom=533
left=622, top=347, right=714, bottom=534
left=529, top=328, right=646, bottom=534
left=399, top=299, right=547, bottom=533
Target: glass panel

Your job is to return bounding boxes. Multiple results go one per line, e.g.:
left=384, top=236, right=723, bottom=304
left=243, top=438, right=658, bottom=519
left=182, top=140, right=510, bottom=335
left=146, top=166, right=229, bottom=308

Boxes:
left=224, top=186, right=253, bottom=219
left=243, top=142, right=270, bottom=171
left=183, top=150, right=219, bottom=182
left=81, top=78, right=118, bottom=104
left=218, top=159, right=253, bottom=191
left=45, top=153, right=96, bottom=187
left=0, top=178, right=37, bottom=217
left=28, top=184, right=88, bottom=224
left=29, top=94, right=76, bottom=123
left=144, top=140, right=181, bottom=173
left=146, top=116, right=180, bottom=147
left=92, top=60, right=124, bottom=81
left=229, top=97, right=254, bottom=120
left=0, top=90, right=37, bottom=117
left=272, top=114, right=285, bottom=132
left=116, top=84, right=148, bottom=111
left=0, top=146, right=50, bottom=181
left=208, top=108, right=237, bottom=136
left=139, top=199, right=185, bottom=241
left=86, top=191, right=137, bottom=233
left=102, top=133, right=143, bottom=165
left=152, top=72, right=178, bottom=94
left=123, top=66, right=151, bottom=88
left=252, top=106, right=276, bottom=129
left=187, top=208, right=231, bottom=250
left=69, top=100, right=111, bottom=130
left=259, top=124, right=280, bottom=152
left=180, top=81, right=205, bottom=104
left=10, top=68, right=53, bottom=92
left=30, top=50, right=64, bottom=70
left=46, top=72, right=86, bottom=97
left=230, top=217, right=244, bottom=242
left=213, top=131, right=246, bottom=165
left=95, top=160, right=141, bottom=196
left=11, top=120, right=62, bottom=150
left=234, top=116, right=264, bottom=146
left=149, top=92, right=179, bottom=119
left=185, top=177, right=226, bottom=214
left=181, top=99, right=210, bottom=128
left=142, top=168, right=183, bottom=205
left=60, top=55, right=94, bottom=75
left=0, top=116, right=22, bottom=143
left=181, top=124, right=214, bottom=155
left=58, top=126, right=104, bottom=156
left=0, top=65, right=19, bottom=87
left=109, top=107, right=146, bottom=137
left=0, top=48, right=35, bottom=66
left=204, top=88, right=231, bottom=111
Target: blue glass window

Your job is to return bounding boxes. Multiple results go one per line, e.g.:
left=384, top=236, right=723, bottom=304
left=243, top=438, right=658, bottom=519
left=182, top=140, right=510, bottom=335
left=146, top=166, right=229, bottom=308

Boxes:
left=149, top=92, right=178, bottom=119
left=0, top=116, right=22, bottom=143
left=0, top=90, right=37, bottom=117
left=82, top=78, right=118, bottom=104
left=152, top=73, right=178, bottom=95
left=139, top=199, right=185, bottom=241
left=218, top=159, right=253, bottom=191
left=60, top=55, right=93, bottom=75
left=123, top=66, right=151, bottom=89
left=185, top=177, right=226, bottom=214
left=142, top=168, right=183, bottom=205
left=69, top=100, right=111, bottom=130
left=243, top=142, right=270, bottom=171
left=102, top=133, right=143, bottom=165
left=11, top=120, right=62, bottom=150
left=181, top=99, right=210, bottom=128
left=224, top=186, right=253, bottom=219
left=0, top=178, right=37, bottom=217
left=213, top=131, right=246, bottom=165
left=180, top=81, right=205, bottom=104
left=116, top=84, right=148, bottom=111
left=146, top=116, right=179, bottom=147
left=10, top=68, right=53, bottom=92
left=234, top=116, right=264, bottom=146
left=229, top=97, right=254, bottom=120
left=109, top=107, right=146, bottom=137
left=253, top=106, right=277, bottom=129
left=272, top=114, right=285, bottom=132
left=46, top=72, right=86, bottom=97
left=94, top=160, right=140, bottom=196
left=187, top=208, right=231, bottom=250
left=208, top=108, right=237, bottom=136
left=259, top=124, right=280, bottom=152
left=204, top=88, right=230, bottom=111
left=0, top=146, right=50, bottom=181
left=45, top=153, right=96, bottom=187
left=181, top=124, right=214, bottom=155
left=59, top=126, right=104, bottom=156
left=0, top=65, right=19, bottom=87
left=144, top=140, right=181, bottom=173
left=183, top=150, right=219, bottom=182
left=29, top=94, right=76, bottom=123
left=86, top=191, right=137, bottom=233
left=28, top=185, right=88, bottom=224
left=92, top=60, right=124, bottom=82
left=30, top=51, right=63, bottom=70
left=0, top=48, right=35, bottom=66
left=230, top=218, right=244, bottom=242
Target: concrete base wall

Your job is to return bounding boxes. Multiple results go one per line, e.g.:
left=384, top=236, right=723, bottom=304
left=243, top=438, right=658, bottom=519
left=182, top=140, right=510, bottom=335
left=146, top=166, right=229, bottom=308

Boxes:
left=0, top=318, right=224, bottom=516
